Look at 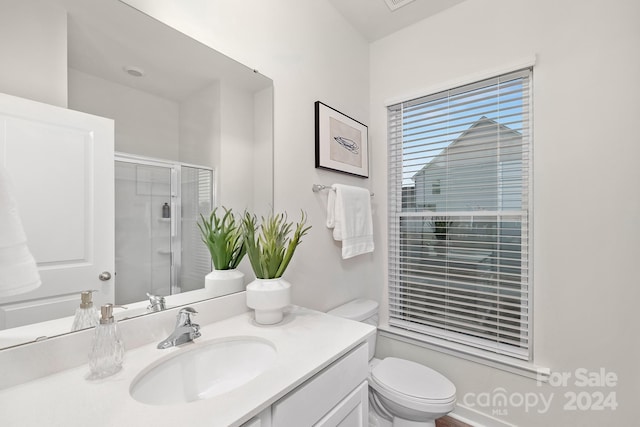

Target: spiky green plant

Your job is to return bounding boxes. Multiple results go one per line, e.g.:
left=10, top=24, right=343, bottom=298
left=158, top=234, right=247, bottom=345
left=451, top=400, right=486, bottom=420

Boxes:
left=197, top=207, right=246, bottom=270
left=243, top=211, right=311, bottom=279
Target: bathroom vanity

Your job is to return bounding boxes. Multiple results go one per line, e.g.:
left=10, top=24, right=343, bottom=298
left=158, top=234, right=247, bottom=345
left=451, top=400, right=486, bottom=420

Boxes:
left=0, top=292, right=375, bottom=426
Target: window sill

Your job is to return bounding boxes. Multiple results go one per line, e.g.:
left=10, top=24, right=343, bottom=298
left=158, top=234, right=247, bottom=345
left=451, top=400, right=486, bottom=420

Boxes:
left=377, top=325, right=550, bottom=382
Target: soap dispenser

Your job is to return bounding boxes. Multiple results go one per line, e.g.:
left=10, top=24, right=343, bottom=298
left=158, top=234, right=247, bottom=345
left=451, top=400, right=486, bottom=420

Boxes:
left=87, top=303, right=124, bottom=380
left=71, top=290, right=99, bottom=331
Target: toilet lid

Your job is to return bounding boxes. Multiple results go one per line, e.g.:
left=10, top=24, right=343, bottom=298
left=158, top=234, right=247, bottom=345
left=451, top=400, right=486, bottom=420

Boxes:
left=327, top=299, right=378, bottom=321
left=371, top=357, right=456, bottom=401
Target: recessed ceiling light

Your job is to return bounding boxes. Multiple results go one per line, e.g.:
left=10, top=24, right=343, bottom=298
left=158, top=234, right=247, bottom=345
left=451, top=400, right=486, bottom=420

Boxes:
left=384, top=0, right=417, bottom=11
left=123, top=66, right=144, bottom=77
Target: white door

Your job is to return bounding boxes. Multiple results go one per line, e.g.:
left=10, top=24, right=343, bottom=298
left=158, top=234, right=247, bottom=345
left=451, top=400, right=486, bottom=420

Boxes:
left=0, top=93, right=114, bottom=329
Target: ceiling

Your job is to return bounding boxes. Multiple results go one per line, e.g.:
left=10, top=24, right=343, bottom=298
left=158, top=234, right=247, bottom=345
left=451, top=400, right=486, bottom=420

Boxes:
left=328, top=0, right=466, bottom=42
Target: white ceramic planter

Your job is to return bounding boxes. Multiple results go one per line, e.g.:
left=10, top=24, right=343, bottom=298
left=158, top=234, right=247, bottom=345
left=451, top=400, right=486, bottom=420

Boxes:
left=204, top=269, right=245, bottom=298
left=246, top=278, right=291, bottom=325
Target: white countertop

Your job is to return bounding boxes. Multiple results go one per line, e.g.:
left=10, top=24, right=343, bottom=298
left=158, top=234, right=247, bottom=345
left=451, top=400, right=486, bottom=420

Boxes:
left=0, top=305, right=375, bottom=427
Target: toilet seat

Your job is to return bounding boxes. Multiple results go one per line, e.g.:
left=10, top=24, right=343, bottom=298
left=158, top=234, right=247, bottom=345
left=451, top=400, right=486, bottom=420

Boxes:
left=369, top=357, right=456, bottom=413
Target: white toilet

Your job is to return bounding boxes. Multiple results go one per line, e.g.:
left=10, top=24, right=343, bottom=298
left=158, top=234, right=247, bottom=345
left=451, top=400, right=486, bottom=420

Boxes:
left=328, top=299, right=456, bottom=427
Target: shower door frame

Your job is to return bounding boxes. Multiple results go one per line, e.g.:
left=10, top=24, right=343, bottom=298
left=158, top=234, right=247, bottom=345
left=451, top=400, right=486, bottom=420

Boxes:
left=114, top=152, right=214, bottom=301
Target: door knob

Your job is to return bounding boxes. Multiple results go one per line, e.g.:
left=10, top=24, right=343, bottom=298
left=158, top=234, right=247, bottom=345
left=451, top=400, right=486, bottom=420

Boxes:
left=99, top=271, right=112, bottom=281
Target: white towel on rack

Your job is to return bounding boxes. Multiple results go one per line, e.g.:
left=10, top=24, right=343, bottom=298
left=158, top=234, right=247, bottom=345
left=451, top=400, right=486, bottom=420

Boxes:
left=326, top=184, right=374, bottom=259
left=0, top=166, right=41, bottom=297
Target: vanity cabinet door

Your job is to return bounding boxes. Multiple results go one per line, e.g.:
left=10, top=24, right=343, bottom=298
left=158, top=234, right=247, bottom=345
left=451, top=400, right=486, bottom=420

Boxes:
left=272, top=343, right=368, bottom=426
left=315, top=381, right=368, bottom=427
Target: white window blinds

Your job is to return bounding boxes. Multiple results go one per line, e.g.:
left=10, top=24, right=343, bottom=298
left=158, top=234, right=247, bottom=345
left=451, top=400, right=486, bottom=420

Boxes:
left=387, top=68, right=532, bottom=360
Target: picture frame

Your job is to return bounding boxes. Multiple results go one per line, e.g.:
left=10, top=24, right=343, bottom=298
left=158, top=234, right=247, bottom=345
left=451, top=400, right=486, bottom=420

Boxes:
left=315, top=101, right=369, bottom=178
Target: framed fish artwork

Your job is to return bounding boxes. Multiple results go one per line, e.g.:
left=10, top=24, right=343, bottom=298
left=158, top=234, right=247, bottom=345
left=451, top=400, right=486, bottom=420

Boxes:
left=315, top=101, right=369, bottom=178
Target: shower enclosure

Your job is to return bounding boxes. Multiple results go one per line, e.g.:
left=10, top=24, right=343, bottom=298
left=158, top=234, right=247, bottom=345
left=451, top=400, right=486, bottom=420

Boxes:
left=114, top=154, right=213, bottom=305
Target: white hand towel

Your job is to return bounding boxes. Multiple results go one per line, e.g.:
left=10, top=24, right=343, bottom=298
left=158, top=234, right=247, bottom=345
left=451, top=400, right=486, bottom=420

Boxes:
left=326, top=184, right=374, bottom=259
left=0, top=166, right=41, bottom=297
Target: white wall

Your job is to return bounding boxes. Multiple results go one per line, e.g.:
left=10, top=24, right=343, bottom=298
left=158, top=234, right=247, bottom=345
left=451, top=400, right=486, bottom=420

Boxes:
left=179, top=82, right=220, bottom=169
left=69, top=69, right=181, bottom=160
left=0, top=0, right=67, bottom=107
left=218, top=81, right=258, bottom=212
left=181, top=79, right=261, bottom=212
left=370, top=0, right=640, bottom=425
left=253, top=86, right=275, bottom=218
left=122, top=0, right=379, bottom=310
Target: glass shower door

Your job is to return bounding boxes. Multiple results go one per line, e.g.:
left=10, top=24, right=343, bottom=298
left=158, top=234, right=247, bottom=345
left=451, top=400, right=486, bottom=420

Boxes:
left=114, top=161, right=172, bottom=305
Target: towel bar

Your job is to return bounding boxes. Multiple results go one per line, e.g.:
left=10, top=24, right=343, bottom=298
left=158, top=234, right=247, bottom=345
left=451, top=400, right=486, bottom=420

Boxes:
left=312, top=184, right=373, bottom=196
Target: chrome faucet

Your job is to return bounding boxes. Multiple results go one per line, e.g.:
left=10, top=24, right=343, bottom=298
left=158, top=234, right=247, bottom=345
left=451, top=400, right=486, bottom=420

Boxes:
left=147, top=292, right=166, bottom=312
left=157, top=307, right=201, bottom=349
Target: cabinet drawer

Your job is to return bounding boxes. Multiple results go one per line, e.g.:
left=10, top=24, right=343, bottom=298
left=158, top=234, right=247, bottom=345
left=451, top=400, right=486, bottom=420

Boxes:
left=272, top=343, right=368, bottom=426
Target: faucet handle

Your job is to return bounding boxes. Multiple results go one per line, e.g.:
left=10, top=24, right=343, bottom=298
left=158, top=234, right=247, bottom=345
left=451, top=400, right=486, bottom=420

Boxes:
left=147, top=292, right=166, bottom=312
left=179, top=307, right=197, bottom=315
left=175, top=307, right=198, bottom=327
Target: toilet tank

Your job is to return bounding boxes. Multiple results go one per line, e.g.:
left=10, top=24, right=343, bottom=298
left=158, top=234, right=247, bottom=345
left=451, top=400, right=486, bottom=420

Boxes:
left=327, top=299, right=378, bottom=361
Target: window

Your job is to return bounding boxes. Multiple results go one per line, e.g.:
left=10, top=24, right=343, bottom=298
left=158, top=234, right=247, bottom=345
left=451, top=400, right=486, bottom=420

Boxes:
left=432, top=179, right=441, bottom=195
left=387, top=68, right=532, bottom=360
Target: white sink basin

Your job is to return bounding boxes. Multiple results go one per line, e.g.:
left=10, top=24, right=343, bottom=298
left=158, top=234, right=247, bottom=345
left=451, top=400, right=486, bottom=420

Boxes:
left=130, top=336, right=277, bottom=405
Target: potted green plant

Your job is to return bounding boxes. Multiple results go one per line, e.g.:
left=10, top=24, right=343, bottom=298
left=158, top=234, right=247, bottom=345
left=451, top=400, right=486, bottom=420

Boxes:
left=242, top=210, right=311, bottom=324
left=198, top=207, right=247, bottom=294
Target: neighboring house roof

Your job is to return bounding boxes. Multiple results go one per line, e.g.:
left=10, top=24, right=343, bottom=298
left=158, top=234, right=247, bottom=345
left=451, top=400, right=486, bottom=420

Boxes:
left=412, top=116, right=522, bottom=182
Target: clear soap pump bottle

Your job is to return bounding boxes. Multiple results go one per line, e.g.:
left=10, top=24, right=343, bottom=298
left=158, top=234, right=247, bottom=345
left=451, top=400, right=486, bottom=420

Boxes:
left=71, top=290, right=99, bottom=331
left=87, top=303, right=124, bottom=380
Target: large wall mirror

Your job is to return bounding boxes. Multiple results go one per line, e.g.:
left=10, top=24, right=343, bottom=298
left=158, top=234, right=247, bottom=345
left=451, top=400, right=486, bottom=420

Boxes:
left=0, top=0, right=273, bottom=350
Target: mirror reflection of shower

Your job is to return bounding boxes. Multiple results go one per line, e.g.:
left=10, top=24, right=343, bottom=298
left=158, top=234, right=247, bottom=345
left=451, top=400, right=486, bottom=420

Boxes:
left=114, top=153, right=213, bottom=305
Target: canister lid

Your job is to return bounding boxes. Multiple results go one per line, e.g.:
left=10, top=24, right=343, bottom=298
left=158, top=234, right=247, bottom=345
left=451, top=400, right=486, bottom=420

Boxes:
left=327, top=299, right=378, bottom=321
